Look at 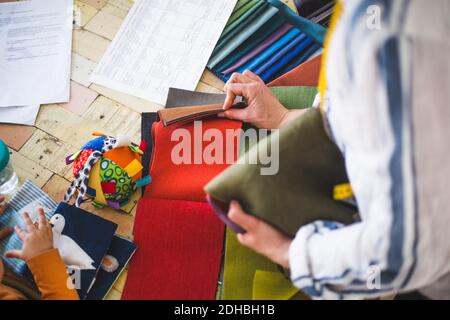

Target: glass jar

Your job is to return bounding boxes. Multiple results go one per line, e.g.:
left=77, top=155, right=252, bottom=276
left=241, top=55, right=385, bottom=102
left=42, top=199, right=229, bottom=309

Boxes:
left=0, top=139, right=18, bottom=196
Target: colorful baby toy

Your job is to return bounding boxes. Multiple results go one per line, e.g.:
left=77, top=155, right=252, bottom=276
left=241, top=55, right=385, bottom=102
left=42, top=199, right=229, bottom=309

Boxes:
left=64, top=133, right=151, bottom=210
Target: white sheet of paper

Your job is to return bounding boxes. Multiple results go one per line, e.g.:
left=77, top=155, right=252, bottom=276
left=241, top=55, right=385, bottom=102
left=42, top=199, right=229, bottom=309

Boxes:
left=0, top=104, right=40, bottom=125
left=91, top=0, right=236, bottom=106
left=0, top=0, right=73, bottom=107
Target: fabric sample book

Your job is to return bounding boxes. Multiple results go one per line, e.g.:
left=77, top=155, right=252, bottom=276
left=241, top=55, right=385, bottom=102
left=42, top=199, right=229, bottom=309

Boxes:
left=144, top=119, right=242, bottom=202
left=122, top=198, right=224, bottom=300
left=207, top=0, right=329, bottom=84
left=205, top=108, right=357, bottom=237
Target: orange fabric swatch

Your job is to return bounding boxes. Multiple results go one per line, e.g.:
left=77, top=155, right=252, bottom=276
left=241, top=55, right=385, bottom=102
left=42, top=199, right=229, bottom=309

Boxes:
left=144, top=119, right=242, bottom=202
left=268, top=54, right=322, bottom=87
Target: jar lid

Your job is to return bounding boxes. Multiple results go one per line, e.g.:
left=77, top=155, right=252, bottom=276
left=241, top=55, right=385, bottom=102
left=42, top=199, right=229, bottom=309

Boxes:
left=0, top=139, right=10, bottom=172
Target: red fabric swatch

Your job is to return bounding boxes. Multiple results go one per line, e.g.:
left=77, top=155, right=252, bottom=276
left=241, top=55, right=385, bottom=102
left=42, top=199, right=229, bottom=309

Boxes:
left=122, top=198, right=225, bottom=300
left=144, top=119, right=242, bottom=202
left=268, top=54, right=322, bottom=87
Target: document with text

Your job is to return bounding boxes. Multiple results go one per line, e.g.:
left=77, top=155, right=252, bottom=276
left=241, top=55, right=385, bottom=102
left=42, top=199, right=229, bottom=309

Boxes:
left=0, top=0, right=73, bottom=107
left=91, top=0, right=236, bottom=106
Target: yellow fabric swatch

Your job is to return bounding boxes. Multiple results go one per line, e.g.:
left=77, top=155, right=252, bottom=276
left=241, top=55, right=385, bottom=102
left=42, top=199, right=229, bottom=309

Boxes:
left=88, top=161, right=107, bottom=205
left=124, top=159, right=143, bottom=178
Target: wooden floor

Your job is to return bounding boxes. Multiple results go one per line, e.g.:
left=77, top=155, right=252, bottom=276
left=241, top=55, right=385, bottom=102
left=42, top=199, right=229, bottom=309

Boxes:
left=0, top=0, right=296, bottom=299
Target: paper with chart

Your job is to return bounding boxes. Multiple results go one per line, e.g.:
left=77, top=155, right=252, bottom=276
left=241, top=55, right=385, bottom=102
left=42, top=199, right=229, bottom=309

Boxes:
left=91, top=0, right=237, bottom=106
left=0, top=0, right=73, bottom=107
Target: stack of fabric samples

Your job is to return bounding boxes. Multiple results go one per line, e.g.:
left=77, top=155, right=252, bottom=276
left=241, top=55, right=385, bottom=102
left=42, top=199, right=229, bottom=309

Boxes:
left=206, top=0, right=334, bottom=83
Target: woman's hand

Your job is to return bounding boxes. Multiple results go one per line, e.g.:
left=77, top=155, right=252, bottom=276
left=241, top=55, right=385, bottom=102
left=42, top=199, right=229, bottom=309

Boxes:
left=5, top=209, right=53, bottom=262
left=219, top=70, right=295, bottom=129
left=228, top=200, right=292, bottom=269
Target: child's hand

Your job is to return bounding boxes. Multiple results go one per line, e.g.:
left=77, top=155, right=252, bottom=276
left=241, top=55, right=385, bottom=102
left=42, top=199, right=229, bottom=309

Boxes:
left=5, top=209, right=54, bottom=261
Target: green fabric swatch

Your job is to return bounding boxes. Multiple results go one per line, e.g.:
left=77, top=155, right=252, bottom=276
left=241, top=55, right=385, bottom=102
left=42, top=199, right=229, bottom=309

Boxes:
left=226, top=0, right=259, bottom=28
left=221, top=86, right=321, bottom=300
left=270, top=86, right=318, bottom=109
left=239, top=86, right=318, bottom=155
left=206, top=108, right=356, bottom=237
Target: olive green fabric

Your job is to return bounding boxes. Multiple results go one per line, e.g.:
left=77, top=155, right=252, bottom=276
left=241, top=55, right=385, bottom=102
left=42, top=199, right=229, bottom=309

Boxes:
left=270, top=86, right=318, bottom=109
left=239, top=86, right=318, bottom=153
left=225, top=0, right=259, bottom=27
left=205, top=107, right=356, bottom=238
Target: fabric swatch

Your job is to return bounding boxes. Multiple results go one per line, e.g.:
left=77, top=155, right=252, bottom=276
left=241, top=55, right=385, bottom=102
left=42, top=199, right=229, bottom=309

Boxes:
left=225, top=0, right=259, bottom=27
left=165, top=88, right=226, bottom=108
left=205, top=108, right=356, bottom=237
left=144, top=119, right=242, bottom=202
left=209, top=5, right=279, bottom=69
left=258, top=38, right=315, bottom=82
left=220, top=23, right=293, bottom=75
left=235, top=28, right=304, bottom=74
left=122, top=198, right=225, bottom=300
left=268, top=53, right=322, bottom=87
left=215, top=15, right=287, bottom=74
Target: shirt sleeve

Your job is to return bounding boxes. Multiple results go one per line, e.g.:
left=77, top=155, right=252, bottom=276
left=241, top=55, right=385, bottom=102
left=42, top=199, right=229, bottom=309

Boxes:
left=27, top=249, right=79, bottom=300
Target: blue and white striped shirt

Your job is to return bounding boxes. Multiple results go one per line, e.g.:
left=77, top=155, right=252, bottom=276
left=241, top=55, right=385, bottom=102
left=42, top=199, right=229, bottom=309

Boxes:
left=289, top=0, right=450, bottom=299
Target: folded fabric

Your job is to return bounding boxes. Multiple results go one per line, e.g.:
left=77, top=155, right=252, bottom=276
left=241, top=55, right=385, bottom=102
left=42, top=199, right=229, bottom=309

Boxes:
left=265, top=0, right=326, bottom=44
left=205, top=108, right=356, bottom=237
left=268, top=53, right=322, bottom=87
left=165, top=88, right=226, bottom=108
left=220, top=23, right=293, bottom=75
left=225, top=0, right=259, bottom=27
left=270, top=43, right=322, bottom=82
left=252, top=270, right=305, bottom=300
left=214, top=1, right=266, bottom=54
left=220, top=228, right=308, bottom=300
left=209, top=5, right=279, bottom=69
left=235, top=28, right=303, bottom=74
left=158, top=97, right=247, bottom=126
left=215, top=16, right=287, bottom=74
left=258, top=38, right=315, bottom=82
left=144, top=119, right=242, bottom=202
left=122, top=198, right=225, bottom=300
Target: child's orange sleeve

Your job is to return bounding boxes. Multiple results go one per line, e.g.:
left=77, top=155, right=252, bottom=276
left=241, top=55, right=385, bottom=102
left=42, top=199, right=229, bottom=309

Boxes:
left=26, top=249, right=79, bottom=300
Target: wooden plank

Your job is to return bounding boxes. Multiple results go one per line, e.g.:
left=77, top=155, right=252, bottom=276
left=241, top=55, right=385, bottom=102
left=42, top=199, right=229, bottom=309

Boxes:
left=89, top=83, right=162, bottom=113
left=101, top=3, right=128, bottom=19
left=79, top=0, right=106, bottom=10
left=85, top=10, right=123, bottom=41
left=20, top=130, right=76, bottom=176
left=72, top=29, right=111, bottom=63
left=59, top=81, right=99, bottom=116
left=35, top=104, right=109, bottom=149
left=71, top=53, right=97, bottom=87
left=104, top=105, right=141, bottom=144
left=200, top=69, right=225, bottom=91
left=196, top=81, right=224, bottom=94
left=107, top=0, right=134, bottom=11
left=10, top=150, right=53, bottom=188
left=74, top=0, right=98, bottom=28
left=42, top=174, right=71, bottom=203
left=0, top=124, right=36, bottom=151
left=82, top=95, right=121, bottom=127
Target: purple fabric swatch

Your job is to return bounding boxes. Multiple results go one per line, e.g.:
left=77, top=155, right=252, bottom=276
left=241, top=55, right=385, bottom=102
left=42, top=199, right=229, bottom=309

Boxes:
left=221, top=23, right=293, bottom=75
